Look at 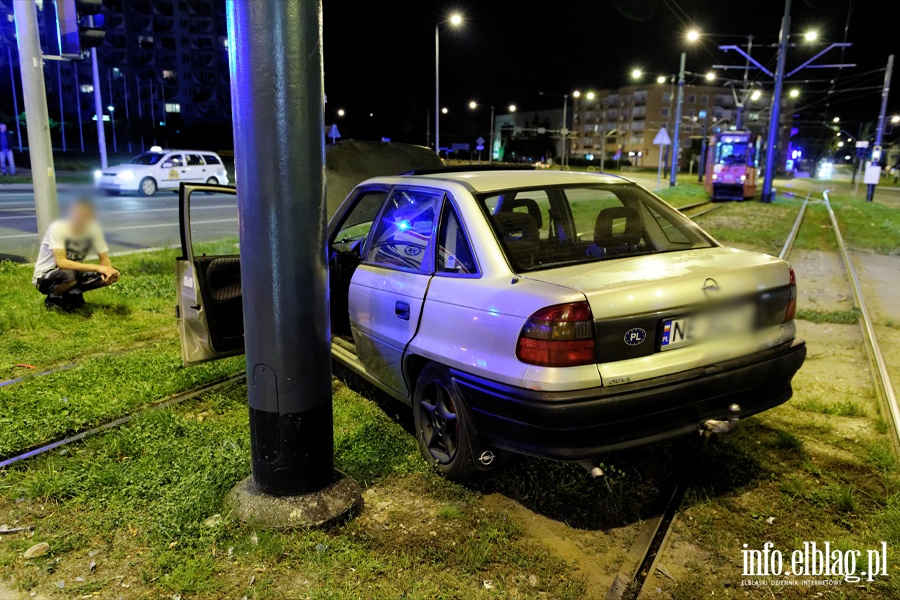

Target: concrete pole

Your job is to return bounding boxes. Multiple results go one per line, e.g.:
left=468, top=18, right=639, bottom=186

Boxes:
left=866, top=54, right=893, bottom=202
left=561, top=94, right=567, bottom=168
left=89, top=16, right=107, bottom=169
left=434, top=25, right=440, bottom=155
left=426, top=108, right=430, bottom=148
left=107, top=69, right=117, bottom=154
left=7, top=47, right=23, bottom=152
left=136, top=75, right=145, bottom=152
left=600, top=101, right=607, bottom=172
left=698, top=114, right=709, bottom=182
left=123, top=71, right=132, bottom=154
left=226, top=0, right=344, bottom=499
left=761, top=0, right=791, bottom=203
left=669, top=52, right=686, bottom=187
left=13, top=1, right=58, bottom=238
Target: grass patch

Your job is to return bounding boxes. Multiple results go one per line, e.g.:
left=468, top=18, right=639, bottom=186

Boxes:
left=689, top=197, right=801, bottom=254
left=796, top=307, right=861, bottom=324
left=794, top=397, right=866, bottom=417
left=0, top=380, right=585, bottom=599
left=654, top=183, right=709, bottom=208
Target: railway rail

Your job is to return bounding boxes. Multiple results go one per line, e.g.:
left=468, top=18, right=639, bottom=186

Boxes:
left=608, top=190, right=899, bottom=599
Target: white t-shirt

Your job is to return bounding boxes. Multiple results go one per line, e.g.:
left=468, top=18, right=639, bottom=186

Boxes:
left=32, top=219, right=109, bottom=284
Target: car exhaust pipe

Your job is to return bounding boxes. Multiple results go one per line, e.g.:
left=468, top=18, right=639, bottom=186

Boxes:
left=578, top=461, right=604, bottom=478
left=702, top=403, right=742, bottom=436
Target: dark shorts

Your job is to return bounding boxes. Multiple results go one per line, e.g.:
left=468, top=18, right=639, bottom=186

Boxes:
left=35, top=269, right=106, bottom=296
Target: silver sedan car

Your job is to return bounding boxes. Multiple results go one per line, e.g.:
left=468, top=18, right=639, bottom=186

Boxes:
left=177, top=168, right=805, bottom=481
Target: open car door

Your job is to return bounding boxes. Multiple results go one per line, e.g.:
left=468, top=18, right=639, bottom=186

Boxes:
left=176, top=182, right=245, bottom=366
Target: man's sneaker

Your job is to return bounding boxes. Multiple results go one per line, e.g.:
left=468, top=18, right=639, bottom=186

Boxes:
left=44, top=295, right=63, bottom=310
left=62, top=293, right=86, bottom=312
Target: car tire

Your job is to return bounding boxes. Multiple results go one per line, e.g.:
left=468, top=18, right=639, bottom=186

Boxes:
left=139, top=177, right=157, bottom=197
left=205, top=176, right=218, bottom=185
left=412, top=362, right=505, bottom=481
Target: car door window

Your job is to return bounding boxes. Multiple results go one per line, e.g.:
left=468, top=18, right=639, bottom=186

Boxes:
left=437, top=200, right=477, bottom=275
left=186, top=154, right=203, bottom=166
left=366, top=188, right=441, bottom=272
left=202, top=154, right=221, bottom=166
left=333, top=190, right=389, bottom=248
left=166, top=154, right=184, bottom=168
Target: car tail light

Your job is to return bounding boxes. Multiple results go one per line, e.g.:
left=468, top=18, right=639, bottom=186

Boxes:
left=784, top=267, right=797, bottom=322
left=516, top=302, right=596, bottom=367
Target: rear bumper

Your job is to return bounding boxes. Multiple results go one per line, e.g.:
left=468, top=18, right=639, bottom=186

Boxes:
left=451, top=338, right=806, bottom=461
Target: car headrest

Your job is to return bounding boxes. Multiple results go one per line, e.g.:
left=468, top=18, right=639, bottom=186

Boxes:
left=594, top=206, right=643, bottom=247
left=493, top=211, right=540, bottom=244
left=499, top=198, right=543, bottom=229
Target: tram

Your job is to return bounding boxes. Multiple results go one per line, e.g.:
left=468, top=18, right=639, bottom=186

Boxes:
left=704, top=131, right=761, bottom=201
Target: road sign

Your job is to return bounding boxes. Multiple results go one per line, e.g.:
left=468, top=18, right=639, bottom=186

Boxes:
left=476, top=137, right=485, bottom=145
left=855, top=140, right=869, bottom=148
left=328, top=124, right=341, bottom=142
left=864, top=163, right=881, bottom=185
left=653, top=128, right=671, bottom=146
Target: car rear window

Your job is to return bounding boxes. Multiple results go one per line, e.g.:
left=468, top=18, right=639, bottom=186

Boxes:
left=476, top=183, right=714, bottom=272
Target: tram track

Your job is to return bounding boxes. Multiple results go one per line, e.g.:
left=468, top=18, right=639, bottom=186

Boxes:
left=608, top=190, right=899, bottom=599
left=0, top=373, right=245, bottom=469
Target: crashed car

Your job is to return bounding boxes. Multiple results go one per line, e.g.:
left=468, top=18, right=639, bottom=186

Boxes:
left=176, top=167, right=806, bottom=481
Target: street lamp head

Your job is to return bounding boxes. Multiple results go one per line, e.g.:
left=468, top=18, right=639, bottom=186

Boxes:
left=686, top=29, right=701, bottom=42
left=892, top=115, right=900, bottom=124
left=704, top=71, right=715, bottom=81
left=337, top=108, right=345, bottom=117
left=586, top=91, right=595, bottom=100
left=789, top=89, right=799, bottom=98
left=631, top=69, right=642, bottom=80
left=468, top=100, right=477, bottom=109
left=449, top=13, right=462, bottom=26
left=657, top=75, right=667, bottom=84
left=508, top=104, right=517, bottom=113
left=750, top=90, right=762, bottom=101
left=803, top=30, right=818, bottom=42
left=832, top=116, right=840, bottom=123
left=441, top=107, right=449, bottom=114
left=107, top=105, right=115, bottom=112
left=572, top=90, right=581, bottom=98
left=837, top=141, right=844, bottom=147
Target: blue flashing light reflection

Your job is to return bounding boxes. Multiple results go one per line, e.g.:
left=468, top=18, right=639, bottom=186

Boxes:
left=397, top=219, right=411, bottom=231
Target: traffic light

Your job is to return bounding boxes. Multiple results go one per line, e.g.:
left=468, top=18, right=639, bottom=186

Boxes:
left=53, top=0, right=105, bottom=57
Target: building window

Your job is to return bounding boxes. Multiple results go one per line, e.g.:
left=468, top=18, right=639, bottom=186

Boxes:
left=700, top=95, right=709, bottom=105
left=80, top=84, right=94, bottom=94
left=165, top=103, right=181, bottom=113
left=661, top=107, right=669, bottom=117
left=162, top=70, right=177, bottom=80
left=687, top=94, right=696, bottom=103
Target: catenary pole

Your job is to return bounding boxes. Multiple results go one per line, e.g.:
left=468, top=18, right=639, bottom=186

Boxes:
left=434, top=25, right=440, bottom=154
left=57, top=62, right=66, bottom=152
left=761, top=0, right=791, bottom=203
left=13, top=0, right=58, bottom=237
left=669, top=52, right=686, bottom=187
left=866, top=54, right=893, bottom=202
left=7, top=47, right=23, bottom=152
left=74, top=62, right=84, bottom=152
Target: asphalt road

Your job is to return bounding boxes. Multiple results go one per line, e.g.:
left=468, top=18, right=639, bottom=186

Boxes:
left=0, top=185, right=238, bottom=263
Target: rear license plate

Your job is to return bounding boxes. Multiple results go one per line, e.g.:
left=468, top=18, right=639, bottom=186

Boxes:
left=660, top=303, right=756, bottom=351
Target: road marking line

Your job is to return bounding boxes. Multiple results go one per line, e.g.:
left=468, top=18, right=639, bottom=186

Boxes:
left=0, top=218, right=238, bottom=239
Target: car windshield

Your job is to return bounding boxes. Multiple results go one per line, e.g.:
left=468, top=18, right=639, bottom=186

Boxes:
left=128, top=152, right=166, bottom=165
left=477, top=183, right=715, bottom=272
left=716, top=141, right=750, bottom=166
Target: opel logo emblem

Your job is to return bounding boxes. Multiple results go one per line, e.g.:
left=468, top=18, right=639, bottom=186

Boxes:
left=702, top=278, right=720, bottom=294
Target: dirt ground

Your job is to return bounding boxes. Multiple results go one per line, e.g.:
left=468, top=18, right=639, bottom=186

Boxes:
left=790, top=249, right=855, bottom=312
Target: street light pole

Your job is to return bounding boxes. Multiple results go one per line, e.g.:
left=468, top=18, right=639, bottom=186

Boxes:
left=89, top=16, right=108, bottom=169
left=761, top=0, right=791, bottom=203
left=561, top=94, right=568, bottom=169
left=434, top=24, right=440, bottom=154
left=7, top=47, right=22, bottom=152
left=669, top=52, right=686, bottom=187
left=867, top=54, right=894, bottom=202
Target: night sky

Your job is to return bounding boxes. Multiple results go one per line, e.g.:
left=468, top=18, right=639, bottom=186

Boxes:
left=322, top=0, right=896, bottom=144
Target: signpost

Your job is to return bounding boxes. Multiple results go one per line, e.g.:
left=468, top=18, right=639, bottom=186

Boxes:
left=653, top=127, right=672, bottom=191
left=475, top=136, right=485, bottom=161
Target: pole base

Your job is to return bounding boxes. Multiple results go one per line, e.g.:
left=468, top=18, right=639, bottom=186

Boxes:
left=225, top=471, right=362, bottom=530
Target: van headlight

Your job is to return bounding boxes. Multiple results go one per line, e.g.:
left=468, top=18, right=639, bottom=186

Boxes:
left=93, top=169, right=102, bottom=180
left=117, top=170, right=135, bottom=181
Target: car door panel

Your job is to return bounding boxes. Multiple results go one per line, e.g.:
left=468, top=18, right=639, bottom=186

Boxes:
left=176, top=182, right=245, bottom=366
left=348, top=266, right=431, bottom=396
left=161, top=154, right=188, bottom=189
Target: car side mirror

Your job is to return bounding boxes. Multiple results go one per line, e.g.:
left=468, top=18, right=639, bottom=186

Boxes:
left=162, top=162, right=173, bottom=168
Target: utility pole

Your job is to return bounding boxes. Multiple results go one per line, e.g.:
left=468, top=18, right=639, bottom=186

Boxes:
left=761, top=0, right=791, bottom=203
left=89, top=16, right=107, bottom=168
left=136, top=75, right=145, bottom=151
left=73, top=63, right=84, bottom=152
left=669, top=52, right=686, bottom=187
left=107, top=69, right=117, bottom=153
left=867, top=54, right=894, bottom=202
left=426, top=108, right=430, bottom=148
left=560, top=94, right=568, bottom=169
left=7, top=47, right=23, bottom=152
left=600, top=98, right=608, bottom=172
left=224, top=0, right=360, bottom=527
left=57, top=62, right=66, bottom=152
left=123, top=72, right=132, bottom=154
left=13, top=1, right=58, bottom=238
left=698, top=110, right=710, bottom=182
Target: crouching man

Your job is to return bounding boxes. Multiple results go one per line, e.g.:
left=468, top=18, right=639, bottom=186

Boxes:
left=32, top=199, right=120, bottom=311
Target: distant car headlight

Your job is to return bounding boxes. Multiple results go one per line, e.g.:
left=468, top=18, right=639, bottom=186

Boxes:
left=117, top=170, right=135, bottom=181
left=93, top=169, right=102, bottom=180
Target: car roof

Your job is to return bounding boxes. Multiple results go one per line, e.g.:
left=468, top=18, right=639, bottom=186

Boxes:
left=367, top=169, right=632, bottom=193
left=146, top=149, right=220, bottom=155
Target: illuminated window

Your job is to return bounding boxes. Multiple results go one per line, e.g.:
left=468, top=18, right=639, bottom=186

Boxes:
left=80, top=84, right=94, bottom=94
left=165, top=103, right=181, bottom=113
left=162, top=70, right=177, bottom=80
